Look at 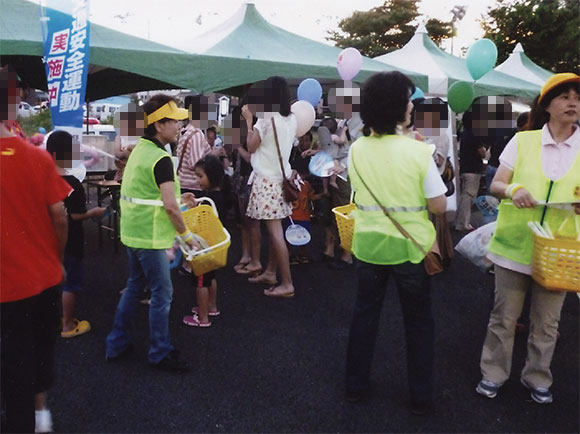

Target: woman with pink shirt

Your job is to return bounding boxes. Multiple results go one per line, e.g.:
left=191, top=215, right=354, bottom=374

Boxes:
left=476, top=73, right=580, bottom=404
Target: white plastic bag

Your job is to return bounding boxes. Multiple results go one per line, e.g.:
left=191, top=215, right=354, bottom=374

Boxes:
left=455, top=222, right=496, bottom=272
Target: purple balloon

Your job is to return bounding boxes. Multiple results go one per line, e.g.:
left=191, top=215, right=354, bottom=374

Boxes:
left=337, top=47, right=363, bottom=81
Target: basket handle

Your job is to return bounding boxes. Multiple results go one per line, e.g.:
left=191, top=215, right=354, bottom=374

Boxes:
left=193, top=196, right=219, bottom=218
left=555, top=214, right=580, bottom=240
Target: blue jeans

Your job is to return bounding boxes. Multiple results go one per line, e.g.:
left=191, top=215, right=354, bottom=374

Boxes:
left=106, top=247, right=174, bottom=364
left=485, top=165, right=498, bottom=194
left=345, top=260, right=434, bottom=404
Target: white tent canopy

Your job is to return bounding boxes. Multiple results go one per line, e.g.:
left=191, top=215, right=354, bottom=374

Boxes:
left=374, top=24, right=541, bottom=99
left=494, top=43, right=554, bottom=87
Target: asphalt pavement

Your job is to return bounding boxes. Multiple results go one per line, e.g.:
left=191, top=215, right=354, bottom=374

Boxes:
left=49, top=209, right=579, bottom=433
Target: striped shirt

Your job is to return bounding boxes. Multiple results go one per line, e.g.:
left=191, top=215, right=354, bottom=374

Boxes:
left=176, top=123, right=211, bottom=191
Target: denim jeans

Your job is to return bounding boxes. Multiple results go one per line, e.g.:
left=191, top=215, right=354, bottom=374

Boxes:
left=485, top=165, right=498, bottom=194
left=345, top=260, right=434, bottom=404
left=106, top=247, right=174, bottom=364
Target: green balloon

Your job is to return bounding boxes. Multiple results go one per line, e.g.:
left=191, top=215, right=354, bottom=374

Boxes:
left=466, top=39, right=498, bottom=81
left=447, top=81, right=474, bottom=113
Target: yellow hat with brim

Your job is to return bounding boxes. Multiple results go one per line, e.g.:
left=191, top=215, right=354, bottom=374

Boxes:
left=146, top=101, right=189, bottom=126
left=539, top=73, right=580, bottom=103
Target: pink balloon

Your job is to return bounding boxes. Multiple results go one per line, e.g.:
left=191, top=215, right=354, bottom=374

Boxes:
left=337, top=47, right=363, bottom=81
left=291, top=100, right=315, bottom=137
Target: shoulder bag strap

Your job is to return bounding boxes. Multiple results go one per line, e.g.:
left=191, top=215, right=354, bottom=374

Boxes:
left=351, top=151, right=429, bottom=256
left=271, top=117, right=287, bottom=179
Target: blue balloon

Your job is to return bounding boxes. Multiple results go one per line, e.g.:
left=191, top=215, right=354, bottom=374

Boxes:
left=38, top=127, right=47, bottom=134
left=411, top=87, right=425, bottom=100
left=297, top=78, right=322, bottom=107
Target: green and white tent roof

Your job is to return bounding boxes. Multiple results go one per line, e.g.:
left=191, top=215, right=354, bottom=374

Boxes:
left=374, top=24, right=541, bottom=99
left=494, top=43, right=553, bottom=87
left=171, top=3, right=428, bottom=90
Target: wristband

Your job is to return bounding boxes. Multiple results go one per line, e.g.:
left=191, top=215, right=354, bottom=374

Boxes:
left=178, top=229, right=193, bottom=243
left=505, top=183, right=524, bottom=199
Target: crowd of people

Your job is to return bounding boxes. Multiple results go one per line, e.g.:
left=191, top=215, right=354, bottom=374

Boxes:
left=1, top=62, right=579, bottom=431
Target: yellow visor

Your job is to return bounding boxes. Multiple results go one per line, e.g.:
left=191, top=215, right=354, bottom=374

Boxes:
left=146, top=101, right=188, bottom=126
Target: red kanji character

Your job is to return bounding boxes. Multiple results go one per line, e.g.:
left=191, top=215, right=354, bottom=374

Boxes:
left=47, top=57, right=65, bottom=80
left=49, top=30, right=69, bottom=54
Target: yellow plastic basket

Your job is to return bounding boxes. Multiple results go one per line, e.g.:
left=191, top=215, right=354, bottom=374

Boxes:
left=332, top=203, right=356, bottom=253
left=180, top=197, right=231, bottom=276
left=531, top=234, right=580, bottom=292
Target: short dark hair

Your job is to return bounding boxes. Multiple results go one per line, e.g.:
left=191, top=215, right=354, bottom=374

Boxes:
left=320, top=117, right=338, bottom=133
left=0, top=65, right=21, bottom=120
left=46, top=130, right=73, bottom=160
left=360, top=71, right=415, bottom=136
left=185, top=94, right=210, bottom=120
left=516, top=111, right=530, bottom=129
left=193, top=154, right=224, bottom=190
left=142, top=94, right=178, bottom=138
left=206, top=126, right=217, bottom=137
left=414, top=97, right=449, bottom=121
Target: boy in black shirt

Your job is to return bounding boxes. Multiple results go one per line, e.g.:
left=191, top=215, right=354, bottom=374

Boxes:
left=47, top=131, right=106, bottom=338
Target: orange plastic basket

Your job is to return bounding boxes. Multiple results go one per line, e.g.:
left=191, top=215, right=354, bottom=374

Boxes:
left=332, top=203, right=356, bottom=253
left=531, top=234, right=580, bottom=292
left=180, top=197, right=231, bottom=276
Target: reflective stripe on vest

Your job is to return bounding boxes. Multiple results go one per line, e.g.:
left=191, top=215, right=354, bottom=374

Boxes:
left=120, top=194, right=164, bottom=207
left=357, top=204, right=427, bottom=213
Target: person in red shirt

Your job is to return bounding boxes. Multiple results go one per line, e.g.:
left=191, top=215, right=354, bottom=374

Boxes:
left=0, top=65, right=71, bottom=433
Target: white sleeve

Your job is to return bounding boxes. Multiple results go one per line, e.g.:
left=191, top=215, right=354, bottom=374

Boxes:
left=254, top=118, right=268, bottom=142
left=423, top=158, right=447, bottom=198
left=498, top=135, right=518, bottom=171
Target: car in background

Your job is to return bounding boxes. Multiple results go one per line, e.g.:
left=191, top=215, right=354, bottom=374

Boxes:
left=18, top=102, right=34, bottom=118
left=84, top=124, right=117, bottom=142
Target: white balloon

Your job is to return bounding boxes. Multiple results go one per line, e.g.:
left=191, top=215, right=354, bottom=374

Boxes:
left=291, top=100, right=315, bottom=137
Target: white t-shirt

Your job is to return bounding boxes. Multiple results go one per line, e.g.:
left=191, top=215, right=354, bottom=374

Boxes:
left=251, top=113, right=297, bottom=180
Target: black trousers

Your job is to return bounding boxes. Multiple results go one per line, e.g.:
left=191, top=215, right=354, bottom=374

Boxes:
left=1, top=286, right=60, bottom=433
left=345, top=260, right=434, bottom=404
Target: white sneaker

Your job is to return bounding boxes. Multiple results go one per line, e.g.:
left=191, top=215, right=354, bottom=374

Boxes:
left=35, top=409, right=53, bottom=433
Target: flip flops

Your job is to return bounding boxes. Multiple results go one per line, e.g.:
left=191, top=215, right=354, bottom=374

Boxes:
left=235, top=264, right=263, bottom=276
left=248, top=274, right=277, bottom=286
left=233, top=260, right=250, bottom=273
left=191, top=306, right=220, bottom=317
left=61, top=319, right=91, bottom=338
left=264, top=287, right=295, bottom=298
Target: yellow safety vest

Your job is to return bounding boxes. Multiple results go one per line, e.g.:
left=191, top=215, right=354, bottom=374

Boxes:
left=349, top=135, right=436, bottom=265
left=489, top=130, right=580, bottom=265
left=120, top=138, right=181, bottom=249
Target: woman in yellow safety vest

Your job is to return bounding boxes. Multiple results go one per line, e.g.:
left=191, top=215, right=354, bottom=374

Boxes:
left=344, top=71, right=447, bottom=415
left=476, top=73, right=580, bottom=404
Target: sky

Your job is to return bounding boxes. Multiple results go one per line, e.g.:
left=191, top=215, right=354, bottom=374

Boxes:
left=39, top=0, right=499, bottom=57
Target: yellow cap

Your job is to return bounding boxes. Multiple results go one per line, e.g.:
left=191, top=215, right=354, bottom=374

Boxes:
left=146, top=101, right=188, bottom=126
left=539, top=73, right=580, bottom=103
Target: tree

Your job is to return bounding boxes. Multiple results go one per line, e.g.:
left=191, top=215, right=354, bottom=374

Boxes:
left=481, top=0, right=579, bottom=73
left=327, top=0, right=453, bottom=58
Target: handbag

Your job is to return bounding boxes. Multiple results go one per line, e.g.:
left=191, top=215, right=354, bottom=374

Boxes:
left=271, top=117, right=300, bottom=203
left=351, top=155, right=443, bottom=275
left=440, top=157, right=455, bottom=197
